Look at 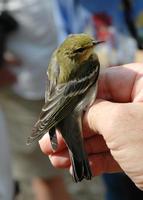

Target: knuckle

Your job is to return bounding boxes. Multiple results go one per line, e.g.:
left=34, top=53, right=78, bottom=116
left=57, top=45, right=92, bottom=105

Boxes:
left=49, top=155, right=59, bottom=168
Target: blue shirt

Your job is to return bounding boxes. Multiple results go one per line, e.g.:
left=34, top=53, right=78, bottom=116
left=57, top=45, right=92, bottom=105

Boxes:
left=52, top=0, right=91, bottom=43
left=54, top=0, right=143, bottom=40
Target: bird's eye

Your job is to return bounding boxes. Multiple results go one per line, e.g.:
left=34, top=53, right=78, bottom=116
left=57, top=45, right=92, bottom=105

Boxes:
left=74, top=47, right=85, bottom=53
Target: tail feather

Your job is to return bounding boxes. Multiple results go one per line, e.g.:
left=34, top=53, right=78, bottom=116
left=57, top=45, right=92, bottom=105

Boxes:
left=58, top=113, right=92, bottom=182
left=49, top=127, right=58, bottom=150
left=69, top=150, right=92, bottom=182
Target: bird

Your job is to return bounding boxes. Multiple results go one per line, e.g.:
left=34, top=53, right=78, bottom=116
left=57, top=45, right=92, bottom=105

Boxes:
left=27, top=33, right=101, bottom=182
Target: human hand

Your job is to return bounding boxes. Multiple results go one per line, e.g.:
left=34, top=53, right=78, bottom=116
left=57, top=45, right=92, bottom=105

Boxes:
left=39, top=63, right=143, bottom=190
left=0, top=52, right=21, bottom=87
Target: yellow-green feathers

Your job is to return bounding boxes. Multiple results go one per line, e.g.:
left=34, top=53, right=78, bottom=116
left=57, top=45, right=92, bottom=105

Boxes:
left=49, top=33, right=97, bottom=83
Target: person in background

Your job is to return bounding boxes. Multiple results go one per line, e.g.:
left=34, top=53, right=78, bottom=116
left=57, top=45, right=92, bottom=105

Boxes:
left=0, top=109, right=13, bottom=200
left=0, top=1, right=71, bottom=200
left=0, top=56, right=14, bottom=199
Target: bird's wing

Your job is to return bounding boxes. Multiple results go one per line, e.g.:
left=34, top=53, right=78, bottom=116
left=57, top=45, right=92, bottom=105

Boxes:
left=45, top=50, right=60, bottom=102
left=27, top=58, right=100, bottom=145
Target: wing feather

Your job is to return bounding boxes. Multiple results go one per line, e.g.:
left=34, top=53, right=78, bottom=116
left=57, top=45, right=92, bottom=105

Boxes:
left=27, top=56, right=100, bottom=145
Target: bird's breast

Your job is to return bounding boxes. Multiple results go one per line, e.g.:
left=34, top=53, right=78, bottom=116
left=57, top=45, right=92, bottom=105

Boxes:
left=75, top=82, right=97, bottom=113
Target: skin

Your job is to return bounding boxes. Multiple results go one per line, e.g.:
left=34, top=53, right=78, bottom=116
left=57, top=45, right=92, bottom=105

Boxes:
left=0, top=53, right=19, bottom=87
left=39, top=63, right=143, bottom=190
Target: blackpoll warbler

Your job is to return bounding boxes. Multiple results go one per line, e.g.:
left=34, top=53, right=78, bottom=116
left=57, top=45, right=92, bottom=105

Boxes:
left=27, top=33, right=102, bottom=182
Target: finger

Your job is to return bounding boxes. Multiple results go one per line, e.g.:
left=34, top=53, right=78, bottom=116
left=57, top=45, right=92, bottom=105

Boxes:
left=69, top=152, right=122, bottom=176
left=97, top=64, right=142, bottom=102
left=39, top=131, right=66, bottom=155
left=89, top=152, right=122, bottom=175
left=49, top=150, right=70, bottom=168
left=83, top=99, right=118, bottom=135
left=84, top=135, right=109, bottom=154
left=82, top=115, right=97, bottom=138
left=48, top=135, right=109, bottom=169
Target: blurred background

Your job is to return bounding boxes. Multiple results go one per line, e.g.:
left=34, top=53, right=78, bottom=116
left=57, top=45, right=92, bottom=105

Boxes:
left=0, top=0, right=143, bottom=200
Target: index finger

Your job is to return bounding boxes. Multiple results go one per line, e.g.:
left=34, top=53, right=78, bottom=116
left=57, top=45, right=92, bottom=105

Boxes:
left=98, top=63, right=143, bottom=102
left=39, top=131, right=66, bottom=155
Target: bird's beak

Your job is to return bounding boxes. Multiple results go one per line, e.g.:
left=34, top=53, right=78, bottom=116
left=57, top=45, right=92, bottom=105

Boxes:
left=92, top=40, right=104, bottom=46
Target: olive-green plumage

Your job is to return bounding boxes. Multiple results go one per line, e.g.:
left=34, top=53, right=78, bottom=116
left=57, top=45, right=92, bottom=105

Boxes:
left=48, top=33, right=98, bottom=83
left=27, top=33, right=101, bottom=182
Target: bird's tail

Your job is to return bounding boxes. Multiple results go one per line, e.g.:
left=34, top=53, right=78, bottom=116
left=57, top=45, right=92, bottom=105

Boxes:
left=58, top=113, right=92, bottom=182
left=69, top=150, right=92, bottom=182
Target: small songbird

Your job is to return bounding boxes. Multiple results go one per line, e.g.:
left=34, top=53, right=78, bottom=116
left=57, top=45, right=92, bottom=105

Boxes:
left=27, top=33, right=101, bottom=182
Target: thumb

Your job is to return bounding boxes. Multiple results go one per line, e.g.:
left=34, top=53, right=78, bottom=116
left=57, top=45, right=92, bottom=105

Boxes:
left=83, top=99, right=119, bottom=139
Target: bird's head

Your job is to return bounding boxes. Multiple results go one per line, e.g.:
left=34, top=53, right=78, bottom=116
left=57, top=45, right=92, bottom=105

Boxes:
left=57, top=33, right=102, bottom=63
left=55, top=34, right=103, bottom=83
